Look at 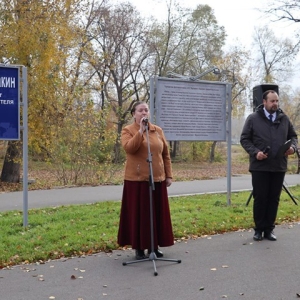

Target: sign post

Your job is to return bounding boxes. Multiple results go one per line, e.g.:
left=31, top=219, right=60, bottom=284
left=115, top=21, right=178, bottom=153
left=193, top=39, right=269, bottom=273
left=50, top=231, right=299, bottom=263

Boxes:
left=21, top=67, right=28, bottom=227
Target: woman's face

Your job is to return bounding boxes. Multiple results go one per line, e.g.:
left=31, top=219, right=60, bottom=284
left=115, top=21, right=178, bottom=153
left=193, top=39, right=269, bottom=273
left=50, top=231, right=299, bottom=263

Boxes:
left=133, top=103, right=149, bottom=124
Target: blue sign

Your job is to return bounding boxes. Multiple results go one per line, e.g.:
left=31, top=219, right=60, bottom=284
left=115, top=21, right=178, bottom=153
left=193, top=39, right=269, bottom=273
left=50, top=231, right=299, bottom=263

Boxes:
left=0, top=66, right=20, bottom=140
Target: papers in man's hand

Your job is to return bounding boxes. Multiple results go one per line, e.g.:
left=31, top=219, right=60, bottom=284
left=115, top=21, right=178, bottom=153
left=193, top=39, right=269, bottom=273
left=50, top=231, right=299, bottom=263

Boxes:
left=276, top=139, right=292, bottom=158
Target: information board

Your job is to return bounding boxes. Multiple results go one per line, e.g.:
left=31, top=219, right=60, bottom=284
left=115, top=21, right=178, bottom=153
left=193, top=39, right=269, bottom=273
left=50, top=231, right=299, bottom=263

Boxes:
left=0, top=66, right=20, bottom=140
left=154, top=77, right=228, bottom=141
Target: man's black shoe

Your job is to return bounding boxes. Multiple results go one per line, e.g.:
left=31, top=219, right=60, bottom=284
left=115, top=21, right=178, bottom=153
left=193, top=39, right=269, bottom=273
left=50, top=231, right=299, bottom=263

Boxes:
left=253, top=231, right=263, bottom=241
left=264, top=231, right=277, bottom=241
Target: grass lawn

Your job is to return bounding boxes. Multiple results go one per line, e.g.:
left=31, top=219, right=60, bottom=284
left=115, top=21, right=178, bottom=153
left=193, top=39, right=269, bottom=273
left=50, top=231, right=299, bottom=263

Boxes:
left=1, top=187, right=300, bottom=268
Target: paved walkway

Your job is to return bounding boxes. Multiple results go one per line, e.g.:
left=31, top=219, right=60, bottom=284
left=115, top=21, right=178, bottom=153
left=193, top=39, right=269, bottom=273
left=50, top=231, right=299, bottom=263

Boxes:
left=0, top=174, right=299, bottom=211
left=0, top=174, right=300, bottom=300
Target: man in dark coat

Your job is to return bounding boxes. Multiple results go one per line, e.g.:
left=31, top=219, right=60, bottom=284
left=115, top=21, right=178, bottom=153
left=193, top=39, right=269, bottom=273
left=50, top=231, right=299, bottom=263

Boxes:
left=240, top=90, right=298, bottom=241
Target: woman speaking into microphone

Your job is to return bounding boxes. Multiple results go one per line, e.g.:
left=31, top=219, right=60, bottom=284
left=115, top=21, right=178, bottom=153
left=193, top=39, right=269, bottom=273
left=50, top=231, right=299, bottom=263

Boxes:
left=117, top=101, right=174, bottom=260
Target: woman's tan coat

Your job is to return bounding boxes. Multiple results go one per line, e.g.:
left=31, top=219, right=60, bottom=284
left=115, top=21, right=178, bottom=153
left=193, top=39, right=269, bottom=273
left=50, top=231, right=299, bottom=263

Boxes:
left=121, top=122, right=172, bottom=182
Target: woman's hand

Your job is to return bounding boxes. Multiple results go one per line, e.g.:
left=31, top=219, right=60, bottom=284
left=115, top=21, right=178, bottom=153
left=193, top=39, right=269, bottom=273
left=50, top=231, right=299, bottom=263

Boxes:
left=139, top=117, right=148, bottom=135
left=166, top=177, right=172, bottom=187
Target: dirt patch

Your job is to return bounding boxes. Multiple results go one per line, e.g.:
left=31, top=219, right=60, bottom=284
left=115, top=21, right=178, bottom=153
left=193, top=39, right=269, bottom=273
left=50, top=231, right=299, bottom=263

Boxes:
left=0, top=161, right=250, bottom=193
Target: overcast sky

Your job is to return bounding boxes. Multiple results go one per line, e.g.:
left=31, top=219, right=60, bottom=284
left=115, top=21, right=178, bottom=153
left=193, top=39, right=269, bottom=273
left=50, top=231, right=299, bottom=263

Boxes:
left=124, top=0, right=299, bottom=48
left=113, top=0, right=300, bottom=88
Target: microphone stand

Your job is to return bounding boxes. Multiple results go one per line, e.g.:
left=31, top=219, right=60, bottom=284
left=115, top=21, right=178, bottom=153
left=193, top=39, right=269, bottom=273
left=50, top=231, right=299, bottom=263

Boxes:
left=122, top=121, right=181, bottom=276
left=246, top=183, right=298, bottom=206
left=246, top=148, right=298, bottom=206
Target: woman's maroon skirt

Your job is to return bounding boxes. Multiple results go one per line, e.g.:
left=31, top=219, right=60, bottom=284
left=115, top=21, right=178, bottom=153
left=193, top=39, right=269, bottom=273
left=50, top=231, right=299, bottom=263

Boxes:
left=117, top=180, right=174, bottom=250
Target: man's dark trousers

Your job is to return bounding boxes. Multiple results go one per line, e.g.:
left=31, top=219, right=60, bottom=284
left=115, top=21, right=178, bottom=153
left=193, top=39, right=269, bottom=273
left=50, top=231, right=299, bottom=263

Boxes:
left=251, top=171, right=285, bottom=232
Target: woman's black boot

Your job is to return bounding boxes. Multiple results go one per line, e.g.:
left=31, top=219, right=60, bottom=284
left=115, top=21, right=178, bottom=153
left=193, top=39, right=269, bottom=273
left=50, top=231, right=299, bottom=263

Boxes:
left=148, top=248, right=163, bottom=257
left=135, top=249, right=146, bottom=260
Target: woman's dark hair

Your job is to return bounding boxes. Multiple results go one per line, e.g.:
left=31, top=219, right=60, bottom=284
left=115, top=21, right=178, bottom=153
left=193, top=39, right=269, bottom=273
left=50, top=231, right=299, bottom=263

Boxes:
left=130, top=101, right=147, bottom=116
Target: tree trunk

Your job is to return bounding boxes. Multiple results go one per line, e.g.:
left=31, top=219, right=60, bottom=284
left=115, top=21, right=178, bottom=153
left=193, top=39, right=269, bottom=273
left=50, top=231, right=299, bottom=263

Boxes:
left=113, top=123, right=122, bottom=164
left=0, top=141, right=21, bottom=183
left=113, top=140, right=121, bottom=164
left=170, top=141, right=179, bottom=159
left=209, top=141, right=217, bottom=163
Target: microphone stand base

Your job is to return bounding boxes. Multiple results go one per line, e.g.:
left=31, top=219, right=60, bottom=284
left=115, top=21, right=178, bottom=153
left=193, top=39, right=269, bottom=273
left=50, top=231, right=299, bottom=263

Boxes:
left=122, top=252, right=181, bottom=276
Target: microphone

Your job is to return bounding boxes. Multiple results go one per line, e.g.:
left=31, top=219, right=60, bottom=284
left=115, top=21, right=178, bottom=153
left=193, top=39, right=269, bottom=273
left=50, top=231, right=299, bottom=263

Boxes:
left=263, top=146, right=270, bottom=154
left=143, top=118, right=148, bottom=124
